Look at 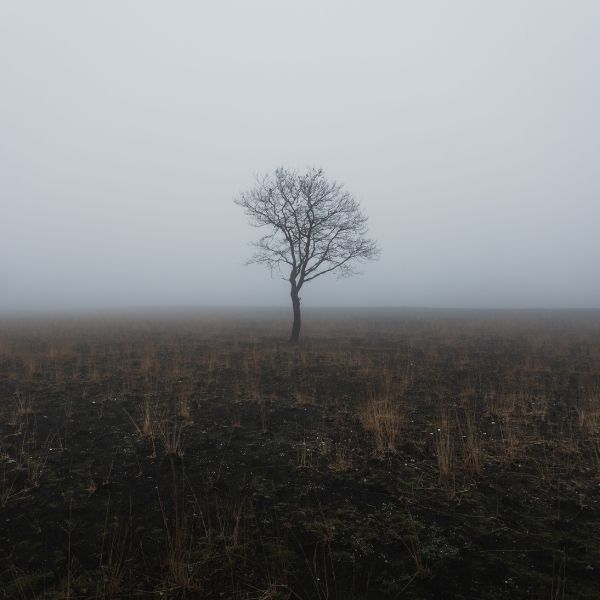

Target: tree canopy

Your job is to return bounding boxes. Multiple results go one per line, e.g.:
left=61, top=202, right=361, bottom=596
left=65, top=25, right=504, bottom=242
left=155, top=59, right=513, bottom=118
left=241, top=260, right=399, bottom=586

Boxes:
left=236, top=167, right=379, bottom=288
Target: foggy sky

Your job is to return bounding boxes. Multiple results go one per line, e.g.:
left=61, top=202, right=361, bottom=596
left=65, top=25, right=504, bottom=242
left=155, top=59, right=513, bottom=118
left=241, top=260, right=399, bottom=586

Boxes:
left=1, top=1, right=599, bottom=312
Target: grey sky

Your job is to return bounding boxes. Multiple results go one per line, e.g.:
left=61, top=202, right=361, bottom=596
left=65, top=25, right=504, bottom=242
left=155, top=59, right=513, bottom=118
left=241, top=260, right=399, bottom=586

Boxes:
left=1, top=1, right=599, bottom=311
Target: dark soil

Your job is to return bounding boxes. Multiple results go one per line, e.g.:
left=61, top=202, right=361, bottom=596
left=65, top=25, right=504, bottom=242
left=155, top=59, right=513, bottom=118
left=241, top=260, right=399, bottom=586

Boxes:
left=0, top=308, right=599, bottom=599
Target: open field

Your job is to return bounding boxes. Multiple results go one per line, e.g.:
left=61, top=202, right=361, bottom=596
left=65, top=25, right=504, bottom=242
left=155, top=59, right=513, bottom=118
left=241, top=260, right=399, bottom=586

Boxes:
left=0, top=308, right=599, bottom=599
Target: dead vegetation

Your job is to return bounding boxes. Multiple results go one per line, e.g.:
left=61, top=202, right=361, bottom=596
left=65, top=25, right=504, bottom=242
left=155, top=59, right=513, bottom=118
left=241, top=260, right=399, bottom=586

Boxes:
left=360, top=389, right=404, bottom=456
left=0, top=309, right=599, bottom=598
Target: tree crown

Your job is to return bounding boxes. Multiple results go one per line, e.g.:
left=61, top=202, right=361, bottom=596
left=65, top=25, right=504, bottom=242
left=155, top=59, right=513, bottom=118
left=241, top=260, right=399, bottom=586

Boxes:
left=235, top=167, right=380, bottom=289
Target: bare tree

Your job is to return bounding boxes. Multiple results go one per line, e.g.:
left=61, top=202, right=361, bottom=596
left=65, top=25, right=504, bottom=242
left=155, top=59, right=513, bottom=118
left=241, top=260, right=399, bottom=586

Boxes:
left=235, top=167, right=380, bottom=342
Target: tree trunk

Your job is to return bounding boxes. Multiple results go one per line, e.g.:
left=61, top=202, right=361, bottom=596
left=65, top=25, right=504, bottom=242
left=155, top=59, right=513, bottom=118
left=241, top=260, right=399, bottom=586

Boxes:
left=290, top=286, right=301, bottom=343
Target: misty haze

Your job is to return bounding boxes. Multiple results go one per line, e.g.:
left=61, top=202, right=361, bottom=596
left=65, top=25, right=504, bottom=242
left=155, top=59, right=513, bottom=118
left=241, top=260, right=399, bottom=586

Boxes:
left=2, top=2, right=599, bottom=312
left=1, top=2, right=600, bottom=599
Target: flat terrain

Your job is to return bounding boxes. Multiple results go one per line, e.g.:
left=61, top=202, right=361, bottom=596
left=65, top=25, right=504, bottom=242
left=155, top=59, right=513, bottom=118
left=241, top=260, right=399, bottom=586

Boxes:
left=0, top=309, right=599, bottom=599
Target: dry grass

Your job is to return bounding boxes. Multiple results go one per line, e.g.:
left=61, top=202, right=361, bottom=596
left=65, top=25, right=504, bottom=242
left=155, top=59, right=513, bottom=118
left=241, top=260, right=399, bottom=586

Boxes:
left=125, top=396, right=155, bottom=441
left=461, top=408, right=484, bottom=477
left=296, top=438, right=311, bottom=469
left=329, top=440, right=352, bottom=472
left=157, top=417, right=185, bottom=457
left=576, top=391, right=600, bottom=438
left=9, top=391, right=34, bottom=428
left=360, top=389, right=404, bottom=456
left=435, top=407, right=454, bottom=485
left=0, top=466, right=22, bottom=508
left=25, top=449, right=48, bottom=489
left=293, top=390, right=316, bottom=407
left=176, top=382, right=193, bottom=422
left=96, top=502, right=134, bottom=599
left=497, top=415, right=524, bottom=463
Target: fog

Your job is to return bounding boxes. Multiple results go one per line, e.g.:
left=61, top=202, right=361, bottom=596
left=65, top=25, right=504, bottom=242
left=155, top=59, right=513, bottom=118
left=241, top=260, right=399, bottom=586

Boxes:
left=1, top=1, right=599, bottom=312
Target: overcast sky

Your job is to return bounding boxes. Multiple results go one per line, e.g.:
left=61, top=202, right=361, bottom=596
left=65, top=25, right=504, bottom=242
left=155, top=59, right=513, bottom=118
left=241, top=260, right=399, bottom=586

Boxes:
left=1, top=1, right=599, bottom=311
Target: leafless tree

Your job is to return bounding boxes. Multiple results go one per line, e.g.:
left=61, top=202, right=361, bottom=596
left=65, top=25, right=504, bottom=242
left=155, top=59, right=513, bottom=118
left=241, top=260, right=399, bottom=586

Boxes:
left=235, top=167, right=380, bottom=342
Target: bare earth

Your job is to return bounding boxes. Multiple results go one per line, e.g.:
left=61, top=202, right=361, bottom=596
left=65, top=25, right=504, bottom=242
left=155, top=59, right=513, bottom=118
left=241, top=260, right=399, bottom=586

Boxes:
left=1, top=308, right=599, bottom=599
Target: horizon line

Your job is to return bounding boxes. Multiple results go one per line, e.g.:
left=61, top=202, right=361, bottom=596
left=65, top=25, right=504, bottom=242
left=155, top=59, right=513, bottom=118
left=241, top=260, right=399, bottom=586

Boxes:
left=1, top=304, right=600, bottom=317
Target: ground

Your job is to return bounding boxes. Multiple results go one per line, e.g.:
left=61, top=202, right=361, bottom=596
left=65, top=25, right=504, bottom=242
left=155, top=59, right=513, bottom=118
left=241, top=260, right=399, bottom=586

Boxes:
left=0, top=308, right=599, bottom=599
